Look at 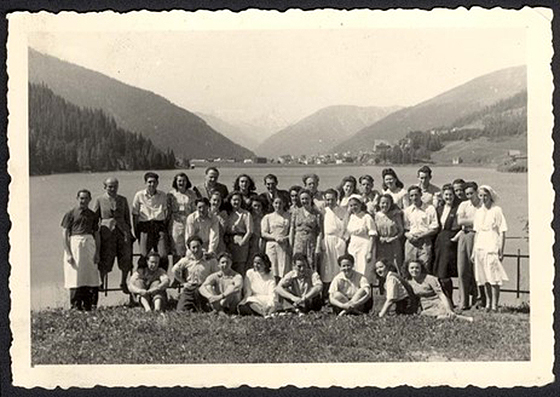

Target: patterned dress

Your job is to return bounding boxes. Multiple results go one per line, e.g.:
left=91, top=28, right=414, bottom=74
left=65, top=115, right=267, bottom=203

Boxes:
left=291, top=207, right=322, bottom=270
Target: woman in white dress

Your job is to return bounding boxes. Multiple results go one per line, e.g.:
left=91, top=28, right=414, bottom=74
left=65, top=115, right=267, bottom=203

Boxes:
left=321, top=188, right=348, bottom=293
left=346, top=194, right=377, bottom=283
left=261, top=196, right=291, bottom=282
left=167, top=173, right=197, bottom=262
left=238, top=253, right=277, bottom=316
left=472, top=185, right=508, bottom=312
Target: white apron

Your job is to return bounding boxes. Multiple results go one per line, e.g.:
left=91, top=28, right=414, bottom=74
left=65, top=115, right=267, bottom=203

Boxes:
left=63, top=235, right=100, bottom=288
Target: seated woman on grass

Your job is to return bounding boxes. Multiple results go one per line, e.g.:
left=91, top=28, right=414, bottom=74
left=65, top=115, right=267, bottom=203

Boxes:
left=199, top=252, right=243, bottom=315
left=128, top=252, right=170, bottom=312
left=407, top=260, right=473, bottom=322
left=328, top=253, right=372, bottom=316
left=376, top=259, right=417, bottom=318
left=238, top=253, right=277, bottom=317
left=172, top=236, right=218, bottom=312
left=275, top=253, right=323, bottom=315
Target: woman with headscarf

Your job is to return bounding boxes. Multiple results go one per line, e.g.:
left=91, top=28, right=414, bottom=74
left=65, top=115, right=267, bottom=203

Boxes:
left=345, top=194, right=377, bottom=283
left=431, top=183, right=461, bottom=306
left=472, top=185, right=508, bottom=312
left=381, top=168, right=409, bottom=210
left=358, top=174, right=381, bottom=215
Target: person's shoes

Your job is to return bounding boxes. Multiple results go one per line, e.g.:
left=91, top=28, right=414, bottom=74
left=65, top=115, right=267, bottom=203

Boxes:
left=338, top=310, right=348, bottom=317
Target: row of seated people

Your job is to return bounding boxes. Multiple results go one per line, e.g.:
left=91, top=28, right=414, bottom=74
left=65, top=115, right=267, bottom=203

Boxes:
left=129, top=236, right=473, bottom=321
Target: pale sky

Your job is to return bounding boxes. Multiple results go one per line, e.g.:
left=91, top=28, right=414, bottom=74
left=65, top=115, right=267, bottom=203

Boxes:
left=29, top=28, right=525, bottom=125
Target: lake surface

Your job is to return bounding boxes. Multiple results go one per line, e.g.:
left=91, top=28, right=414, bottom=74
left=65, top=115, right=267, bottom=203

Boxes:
left=29, top=165, right=529, bottom=310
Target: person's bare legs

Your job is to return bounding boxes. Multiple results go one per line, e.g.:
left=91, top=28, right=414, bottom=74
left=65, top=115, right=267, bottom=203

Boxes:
left=139, top=296, right=152, bottom=312
left=491, top=285, right=500, bottom=311
left=484, top=283, right=492, bottom=311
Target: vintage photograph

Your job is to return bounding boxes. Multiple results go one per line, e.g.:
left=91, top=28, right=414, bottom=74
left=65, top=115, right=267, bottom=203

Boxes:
left=7, top=8, right=554, bottom=388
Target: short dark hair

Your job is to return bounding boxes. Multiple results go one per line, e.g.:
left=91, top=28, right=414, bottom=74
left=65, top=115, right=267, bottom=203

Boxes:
left=375, top=258, right=398, bottom=273
left=292, top=252, right=309, bottom=266
left=172, top=172, right=192, bottom=190
left=186, top=235, right=204, bottom=247
left=464, top=181, right=478, bottom=191
left=358, top=174, right=374, bottom=184
left=452, top=178, right=466, bottom=186
left=195, top=197, right=210, bottom=207
left=263, top=174, right=278, bottom=184
left=76, top=189, right=91, bottom=198
left=302, top=173, right=319, bottom=184
left=146, top=251, right=160, bottom=260
left=441, top=183, right=454, bottom=193
left=407, top=185, right=422, bottom=195
left=144, top=172, right=159, bottom=182
left=205, top=166, right=219, bottom=175
left=404, top=259, right=427, bottom=279
left=251, top=252, right=272, bottom=274
left=323, top=188, right=339, bottom=200
left=337, top=253, right=355, bottom=265
left=417, top=165, right=432, bottom=177
left=217, top=251, right=233, bottom=262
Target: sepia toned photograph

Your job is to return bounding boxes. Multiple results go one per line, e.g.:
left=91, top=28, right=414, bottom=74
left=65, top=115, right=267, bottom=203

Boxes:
left=7, top=8, right=554, bottom=389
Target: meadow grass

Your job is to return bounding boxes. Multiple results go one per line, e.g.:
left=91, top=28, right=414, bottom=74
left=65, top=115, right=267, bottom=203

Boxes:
left=31, top=299, right=530, bottom=365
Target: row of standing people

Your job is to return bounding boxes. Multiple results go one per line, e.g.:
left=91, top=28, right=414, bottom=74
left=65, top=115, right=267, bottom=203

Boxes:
left=61, top=165, right=508, bottom=313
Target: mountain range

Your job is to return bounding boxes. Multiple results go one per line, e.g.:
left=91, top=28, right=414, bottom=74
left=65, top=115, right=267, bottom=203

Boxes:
left=28, top=48, right=254, bottom=160
left=334, top=65, right=527, bottom=153
left=257, top=105, right=401, bottom=157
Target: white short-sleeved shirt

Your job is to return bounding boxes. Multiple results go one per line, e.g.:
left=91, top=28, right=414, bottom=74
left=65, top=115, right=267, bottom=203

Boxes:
left=329, top=270, right=370, bottom=300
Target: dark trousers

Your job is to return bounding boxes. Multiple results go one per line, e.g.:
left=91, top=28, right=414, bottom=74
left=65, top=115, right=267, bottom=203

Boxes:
left=395, top=295, right=419, bottom=315
left=137, top=221, right=169, bottom=270
left=176, top=285, right=210, bottom=312
left=332, top=295, right=374, bottom=315
left=70, top=287, right=98, bottom=311
left=280, top=295, right=323, bottom=313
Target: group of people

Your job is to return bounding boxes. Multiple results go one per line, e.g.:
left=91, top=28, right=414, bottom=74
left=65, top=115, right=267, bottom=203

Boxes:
left=61, top=165, right=509, bottom=318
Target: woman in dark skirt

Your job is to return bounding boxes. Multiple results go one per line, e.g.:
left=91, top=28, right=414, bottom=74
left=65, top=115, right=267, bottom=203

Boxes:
left=430, top=183, right=460, bottom=306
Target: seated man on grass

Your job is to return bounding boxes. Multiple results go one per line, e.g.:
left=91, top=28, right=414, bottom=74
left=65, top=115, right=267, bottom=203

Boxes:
left=199, top=252, right=243, bottom=315
left=172, top=235, right=218, bottom=312
left=275, top=253, right=323, bottom=315
left=128, top=251, right=170, bottom=312
left=329, top=253, right=372, bottom=316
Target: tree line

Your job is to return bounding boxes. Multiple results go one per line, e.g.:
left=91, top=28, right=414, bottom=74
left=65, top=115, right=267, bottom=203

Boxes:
left=29, top=83, right=176, bottom=175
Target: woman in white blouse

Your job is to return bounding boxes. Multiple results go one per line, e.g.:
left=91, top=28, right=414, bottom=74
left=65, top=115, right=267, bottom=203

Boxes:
left=472, top=185, right=508, bottom=312
left=238, top=253, right=277, bottom=316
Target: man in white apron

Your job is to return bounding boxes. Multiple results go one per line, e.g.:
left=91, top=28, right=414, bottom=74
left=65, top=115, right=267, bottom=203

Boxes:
left=61, top=189, right=100, bottom=311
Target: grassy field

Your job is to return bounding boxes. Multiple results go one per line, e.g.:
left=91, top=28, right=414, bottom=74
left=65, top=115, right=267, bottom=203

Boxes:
left=31, top=299, right=530, bottom=365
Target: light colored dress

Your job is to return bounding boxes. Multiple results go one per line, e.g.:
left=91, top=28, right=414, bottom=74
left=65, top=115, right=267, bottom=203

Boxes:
left=239, top=268, right=277, bottom=314
left=321, top=206, right=348, bottom=282
left=167, top=188, right=197, bottom=258
left=473, top=205, right=509, bottom=285
left=261, top=211, right=291, bottom=278
left=346, top=212, right=377, bottom=283
left=408, top=274, right=452, bottom=318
